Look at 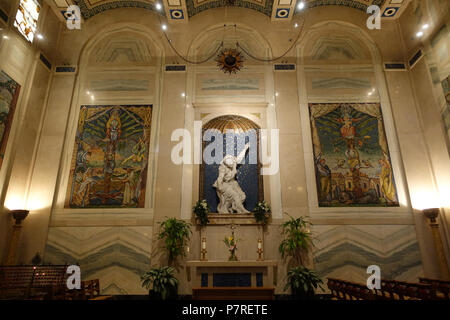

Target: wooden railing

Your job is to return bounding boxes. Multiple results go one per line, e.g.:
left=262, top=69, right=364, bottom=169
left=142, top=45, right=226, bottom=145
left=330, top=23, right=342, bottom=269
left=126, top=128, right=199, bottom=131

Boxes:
left=327, top=277, right=449, bottom=300
left=0, top=265, right=68, bottom=300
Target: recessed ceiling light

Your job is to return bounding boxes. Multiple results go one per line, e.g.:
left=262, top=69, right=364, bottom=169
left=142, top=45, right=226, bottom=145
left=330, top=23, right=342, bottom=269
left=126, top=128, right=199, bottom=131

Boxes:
left=416, top=31, right=424, bottom=38
left=156, top=3, right=162, bottom=10
left=297, top=2, right=305, bottom=10
left=162, top=24, right=167, bottom=31
left=181, top=92, right=185, bottom=97
left=294, top=23, right=298, bottom=28
left=422, top=24, right=429, bottom=30
left=37, top=34, right=43, bottom=40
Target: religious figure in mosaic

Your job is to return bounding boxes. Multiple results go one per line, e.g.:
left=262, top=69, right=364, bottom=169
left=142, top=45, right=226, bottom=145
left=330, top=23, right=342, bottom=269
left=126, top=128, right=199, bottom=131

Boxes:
left=65, top=105, right=152, bottom=208
left=309, top=103, right=399, bottom=207
left=213, top=144, right=250, bottom=214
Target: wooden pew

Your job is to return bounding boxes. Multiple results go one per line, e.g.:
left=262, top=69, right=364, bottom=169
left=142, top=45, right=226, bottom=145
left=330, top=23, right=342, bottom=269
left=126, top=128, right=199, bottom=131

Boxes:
left=419, top=278, right=450, bottom=300
left=64, top=279, right=113, bottom=300
left=327, top=278, right=376, bottom=300
left=327, top=277, right=437, bottom=300
left=375, top=279, right=435, bottom=300
left=192, top=287, right=275, bottom=300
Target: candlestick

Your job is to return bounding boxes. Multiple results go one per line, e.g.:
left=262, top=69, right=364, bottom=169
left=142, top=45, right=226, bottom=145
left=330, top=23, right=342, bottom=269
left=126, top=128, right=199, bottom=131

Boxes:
left=202, top=237, right=206, bottom=249
left=257, top=239, right=263, bottom=261
left=201, top=237, right=207, bottom=261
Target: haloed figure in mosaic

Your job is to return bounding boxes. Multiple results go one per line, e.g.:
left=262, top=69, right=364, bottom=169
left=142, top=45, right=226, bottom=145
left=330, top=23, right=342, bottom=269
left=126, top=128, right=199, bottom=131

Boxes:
left=66, top=105, right=152, bottom=208
left=310, top=103, right=399, bottom=207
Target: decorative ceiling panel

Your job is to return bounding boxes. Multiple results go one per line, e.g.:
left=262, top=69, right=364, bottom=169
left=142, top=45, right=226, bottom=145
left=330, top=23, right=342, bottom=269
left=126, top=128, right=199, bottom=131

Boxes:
left=74, top=0, right=164, bottom=19
left=186, top=0, right=273, bottom=18
left=300, top=0, right=387, bottom=13
left=67, top=0, right=403, bottom=20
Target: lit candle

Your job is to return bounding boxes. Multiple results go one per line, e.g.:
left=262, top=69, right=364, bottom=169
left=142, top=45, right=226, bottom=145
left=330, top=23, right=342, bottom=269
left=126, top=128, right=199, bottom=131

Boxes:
left=202, top=237, right=206, bottom=250
left=258, top=239, right=262, bottom=250
left=186, top=246, right=190, bottom=253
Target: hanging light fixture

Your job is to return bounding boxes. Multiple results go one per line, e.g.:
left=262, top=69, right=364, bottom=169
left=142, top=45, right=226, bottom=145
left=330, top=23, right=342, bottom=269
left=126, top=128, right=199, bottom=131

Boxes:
left=216, top=48, right=244, bottom=74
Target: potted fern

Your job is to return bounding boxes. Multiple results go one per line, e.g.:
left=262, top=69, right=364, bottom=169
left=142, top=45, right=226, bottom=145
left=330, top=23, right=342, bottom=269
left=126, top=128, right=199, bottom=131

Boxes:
left=279, top=213, right=323, bottom=299
left=158, top=217, right=192, bottom=265
left=141, top=266, right=179, bottom=300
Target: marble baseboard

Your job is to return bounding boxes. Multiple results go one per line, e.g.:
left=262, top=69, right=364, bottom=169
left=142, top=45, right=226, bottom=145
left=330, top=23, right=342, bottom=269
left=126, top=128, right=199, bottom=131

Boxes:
left=313, top=225, right=423, bottom=288
left=43, top=226, right=153, bottom=294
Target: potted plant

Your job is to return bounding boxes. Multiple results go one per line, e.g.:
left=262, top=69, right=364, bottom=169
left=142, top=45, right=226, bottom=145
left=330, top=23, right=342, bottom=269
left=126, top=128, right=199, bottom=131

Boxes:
left=158, top=217, right=192, bottom=265
left=279, top=213, right=312, bottom=265
left=279, top=213, right=324, bottom=299
left=141, top=266, right=179, bottom=300
left=285, top=266, right=324, bottom=299
left=193, top=199, right=210, bottom=226
left=252, top=200, right=271, bottom=224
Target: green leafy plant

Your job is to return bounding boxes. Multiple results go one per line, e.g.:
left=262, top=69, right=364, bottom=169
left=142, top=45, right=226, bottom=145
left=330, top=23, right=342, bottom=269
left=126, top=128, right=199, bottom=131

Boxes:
left=279, top=213, right=323, bottom=298
left=158, top=217, right=192, bottom=264
left=193, top=199, right=210, bottom=226
left=141, top=266, right=179, bottom=300
left=285, top=266, right=324, bottom=299
left=279, top=213, right=312, bottom=265
left=252, top=200, right=271, bottom=224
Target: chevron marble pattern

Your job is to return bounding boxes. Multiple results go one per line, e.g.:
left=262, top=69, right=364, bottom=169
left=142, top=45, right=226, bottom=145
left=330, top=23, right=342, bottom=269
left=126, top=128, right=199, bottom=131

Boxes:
left=44, top=226, right=153, bottom=294
left=313, top=225, right=423, bottom=288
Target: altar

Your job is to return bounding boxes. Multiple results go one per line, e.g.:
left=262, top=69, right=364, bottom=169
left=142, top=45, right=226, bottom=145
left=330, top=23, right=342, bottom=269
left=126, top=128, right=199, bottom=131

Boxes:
left=186, top=260, right=278, bottom=288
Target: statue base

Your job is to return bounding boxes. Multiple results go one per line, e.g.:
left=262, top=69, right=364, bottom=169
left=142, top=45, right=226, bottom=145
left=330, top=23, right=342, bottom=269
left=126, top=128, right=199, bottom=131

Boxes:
left=201, top=213, right=264, bottom=226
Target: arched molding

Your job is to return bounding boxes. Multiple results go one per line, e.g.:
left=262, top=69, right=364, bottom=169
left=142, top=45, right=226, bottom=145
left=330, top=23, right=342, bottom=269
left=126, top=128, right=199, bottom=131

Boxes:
left=51, top=23, right=165, bottom=221
left=295, top=20, right=413, bottom=221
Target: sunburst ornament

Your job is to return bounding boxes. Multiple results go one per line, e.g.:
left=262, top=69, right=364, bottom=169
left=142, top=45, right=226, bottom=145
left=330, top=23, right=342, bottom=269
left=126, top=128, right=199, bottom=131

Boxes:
left=216, top=49, right=244, bottom=74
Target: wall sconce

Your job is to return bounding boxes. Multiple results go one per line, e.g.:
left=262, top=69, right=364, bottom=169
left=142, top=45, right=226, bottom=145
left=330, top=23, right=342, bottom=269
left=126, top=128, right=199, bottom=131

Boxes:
left=423, top=208, right=450, bottom=280
left=5, top=209, right=29, bottom=265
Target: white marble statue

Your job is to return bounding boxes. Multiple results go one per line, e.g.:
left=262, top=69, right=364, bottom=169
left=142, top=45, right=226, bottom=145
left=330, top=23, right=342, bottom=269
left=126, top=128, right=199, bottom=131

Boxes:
left=213, top=144, right=250, bottom=214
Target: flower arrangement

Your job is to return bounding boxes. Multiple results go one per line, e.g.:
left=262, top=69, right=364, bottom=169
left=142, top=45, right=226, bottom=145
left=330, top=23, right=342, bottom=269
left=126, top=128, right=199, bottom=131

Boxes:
left=252, top=200, right=271, bottom=224
left=223, top=230, right=238, bottom=261
left=193, top=199, right=210, bottom=226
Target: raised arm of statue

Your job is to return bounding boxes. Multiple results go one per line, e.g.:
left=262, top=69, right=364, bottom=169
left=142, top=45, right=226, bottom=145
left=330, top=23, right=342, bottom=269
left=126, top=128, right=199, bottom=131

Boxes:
left=236, top=143, right=250, bottom=164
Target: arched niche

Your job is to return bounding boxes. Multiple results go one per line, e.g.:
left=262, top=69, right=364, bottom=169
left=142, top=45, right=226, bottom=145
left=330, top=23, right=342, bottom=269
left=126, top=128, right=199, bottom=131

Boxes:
left=53, top=24, right=164, bottom=213
left=200, top=115, right=263, bottom=214
left=179, top=22, right=282, bottom=220
left=296, top=20, right=410, bottom=214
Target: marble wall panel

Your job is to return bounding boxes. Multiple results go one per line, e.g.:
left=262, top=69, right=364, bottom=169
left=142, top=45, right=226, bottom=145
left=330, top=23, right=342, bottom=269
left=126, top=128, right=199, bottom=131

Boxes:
left=44, top=226, right=152, bottom=294
left=313, top=225, right=423, bottom=287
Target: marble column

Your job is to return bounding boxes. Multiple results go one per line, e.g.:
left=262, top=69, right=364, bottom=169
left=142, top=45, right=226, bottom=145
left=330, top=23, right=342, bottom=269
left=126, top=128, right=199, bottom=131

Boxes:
left=423, top=208, right=450, bottom=280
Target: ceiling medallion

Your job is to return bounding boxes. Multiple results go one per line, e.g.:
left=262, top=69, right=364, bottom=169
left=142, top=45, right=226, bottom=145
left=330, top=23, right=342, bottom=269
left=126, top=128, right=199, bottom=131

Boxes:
left=216, top=49, right=244, bottom=74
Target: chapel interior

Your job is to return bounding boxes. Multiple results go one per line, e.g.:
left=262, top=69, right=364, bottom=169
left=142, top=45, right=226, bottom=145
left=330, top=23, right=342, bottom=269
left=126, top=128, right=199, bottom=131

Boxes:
left=0, top=0, right=449, bottom=300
